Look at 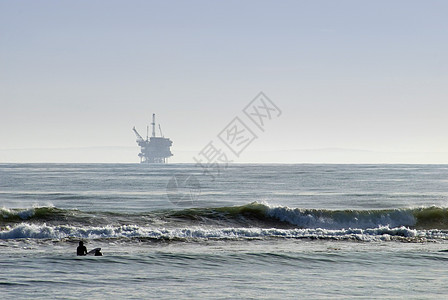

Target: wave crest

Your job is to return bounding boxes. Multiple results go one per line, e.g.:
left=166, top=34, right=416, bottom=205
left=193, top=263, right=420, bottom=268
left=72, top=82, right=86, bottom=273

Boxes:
left=0, top=223, right=443, bottom=242
left=3, top=203, right=448, bottom=233
left=267, top=206, right=416, bottom=229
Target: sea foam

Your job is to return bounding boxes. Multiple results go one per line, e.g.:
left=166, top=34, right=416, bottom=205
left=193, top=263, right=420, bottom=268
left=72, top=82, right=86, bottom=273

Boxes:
left=0, top=223, right=441, bottom=242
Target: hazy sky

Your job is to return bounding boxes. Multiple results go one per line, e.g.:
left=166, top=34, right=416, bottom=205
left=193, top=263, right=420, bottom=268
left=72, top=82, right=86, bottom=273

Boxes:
left=1, top=1, right=447, bottom=163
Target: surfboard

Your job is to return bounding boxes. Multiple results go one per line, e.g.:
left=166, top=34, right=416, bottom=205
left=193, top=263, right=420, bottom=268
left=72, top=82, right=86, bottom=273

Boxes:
left=86, top=248, right=101, bottom=255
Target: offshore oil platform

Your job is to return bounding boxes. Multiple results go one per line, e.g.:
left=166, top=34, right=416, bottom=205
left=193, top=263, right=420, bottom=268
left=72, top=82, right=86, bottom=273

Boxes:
left=132, top=114, right=173, bottom=163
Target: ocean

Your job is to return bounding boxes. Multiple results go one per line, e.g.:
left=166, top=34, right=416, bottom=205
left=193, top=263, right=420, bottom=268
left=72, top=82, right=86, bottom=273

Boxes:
left=1, top=163, right=448, bottom=299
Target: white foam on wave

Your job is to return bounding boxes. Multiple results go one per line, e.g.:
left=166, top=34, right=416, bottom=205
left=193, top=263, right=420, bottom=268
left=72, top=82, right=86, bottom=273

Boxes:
left=1, top=207, right=35, bottom=220
left=1, top=204, right=55, bottom=220
left=265, top=205, right=417, bottom=229
left=0, top=223, right=444, bottom=241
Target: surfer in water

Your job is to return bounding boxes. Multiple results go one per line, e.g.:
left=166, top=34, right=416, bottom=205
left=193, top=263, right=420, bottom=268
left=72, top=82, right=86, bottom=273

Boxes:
left=77, top=241, right=87, bottom=256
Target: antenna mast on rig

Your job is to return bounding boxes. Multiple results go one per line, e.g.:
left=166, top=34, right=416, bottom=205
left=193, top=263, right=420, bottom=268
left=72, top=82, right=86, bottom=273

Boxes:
left=151, top=113, right=156, bottom=138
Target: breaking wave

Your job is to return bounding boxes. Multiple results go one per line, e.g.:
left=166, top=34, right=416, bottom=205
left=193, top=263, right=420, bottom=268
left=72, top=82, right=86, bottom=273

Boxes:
left=2, top=202, right=448, bottom=241
left=1, top=223, right=446, bottom=242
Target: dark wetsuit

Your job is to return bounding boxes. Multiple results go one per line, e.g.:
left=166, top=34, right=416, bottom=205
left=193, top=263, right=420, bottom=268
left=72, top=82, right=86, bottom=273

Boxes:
left=77, top=244, right=87, bottom=256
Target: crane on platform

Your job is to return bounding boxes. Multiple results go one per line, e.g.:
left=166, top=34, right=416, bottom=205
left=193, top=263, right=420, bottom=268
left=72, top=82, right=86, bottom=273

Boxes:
left=132, top=126, right=145, bottom=143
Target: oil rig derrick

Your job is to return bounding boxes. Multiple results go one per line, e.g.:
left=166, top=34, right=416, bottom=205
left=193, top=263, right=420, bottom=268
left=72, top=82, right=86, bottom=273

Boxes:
left=132, top=114, right=173, bottom=163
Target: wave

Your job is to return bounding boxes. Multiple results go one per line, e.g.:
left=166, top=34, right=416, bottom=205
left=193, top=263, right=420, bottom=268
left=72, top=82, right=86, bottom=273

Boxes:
left=1, top=223, right=446, bottom=242
left=267, top=205, right=448, bottom=230
left=3, top=202, right=448, bottom=236
left=169, top=202, right=448, bottom=230
left=1, top=206, right=63, bottom=222
left=0, top=206, right=102, bottom=226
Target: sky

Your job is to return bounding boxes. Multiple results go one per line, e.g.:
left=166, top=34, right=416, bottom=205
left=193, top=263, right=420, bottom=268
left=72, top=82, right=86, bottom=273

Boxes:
left=1, top=0, right=448, bottom=163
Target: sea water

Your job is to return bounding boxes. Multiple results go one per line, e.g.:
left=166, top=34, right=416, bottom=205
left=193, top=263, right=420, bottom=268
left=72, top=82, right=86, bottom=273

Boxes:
left=1, top=164, right=448, bottom=299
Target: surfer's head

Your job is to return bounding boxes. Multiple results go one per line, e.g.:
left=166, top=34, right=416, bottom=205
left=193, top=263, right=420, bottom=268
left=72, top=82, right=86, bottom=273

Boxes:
left=79, top=241, right=83, bottom=246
